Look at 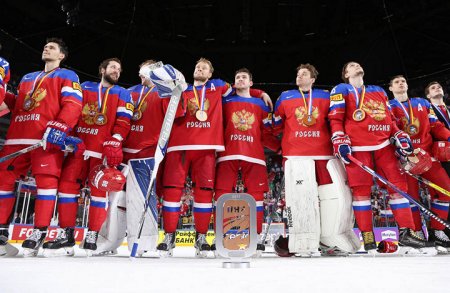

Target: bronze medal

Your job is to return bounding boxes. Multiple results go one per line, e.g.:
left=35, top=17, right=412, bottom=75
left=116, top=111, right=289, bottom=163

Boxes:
left=353, top=109, right=366, bottom=122
left=406, top=124, right=419, bottom=135
left=23, top=95, right=36, bottom=111
left=195, top=110, right=208, bottom=122
left=132, top=110, right=142, bottom=121
left=94, top=113, right=107, bottom=125
left=302, top=115, right=316, bottom=127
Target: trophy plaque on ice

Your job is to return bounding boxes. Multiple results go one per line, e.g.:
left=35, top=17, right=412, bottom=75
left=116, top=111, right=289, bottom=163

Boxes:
left=215, top=193, right=257, bottom=268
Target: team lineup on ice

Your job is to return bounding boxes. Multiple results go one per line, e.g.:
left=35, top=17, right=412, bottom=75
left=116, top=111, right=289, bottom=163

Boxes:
left=1, top=37, right=450, bottom=273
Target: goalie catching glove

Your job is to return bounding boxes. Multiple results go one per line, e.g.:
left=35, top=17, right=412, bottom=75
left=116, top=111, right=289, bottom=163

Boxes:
left=400, top=148, right=433, bottom=175
left=89, top=164, right=126, bottom=192
left=148, top=64, right=187, bottom=97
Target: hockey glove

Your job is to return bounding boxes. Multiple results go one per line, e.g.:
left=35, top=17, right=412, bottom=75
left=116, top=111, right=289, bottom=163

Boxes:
left=149, top=64, right=187, bottom=97
left=332, top=133, right=352, bottom=164
left=102, top=136, right=123, bottom=166
left=390, top=130, right=413, bottom=157
left=63, top=136, right=86, bottom=157
left=42, top=121, right=70, bottom=151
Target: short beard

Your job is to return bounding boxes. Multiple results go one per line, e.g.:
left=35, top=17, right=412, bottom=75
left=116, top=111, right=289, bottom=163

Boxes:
left=104, top=73, right=118, bottom=85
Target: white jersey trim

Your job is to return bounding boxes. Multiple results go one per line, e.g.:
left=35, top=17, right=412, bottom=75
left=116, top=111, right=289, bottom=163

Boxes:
left=167, top=145, right=225, bottom=153
left=123, top=148, right=141, bottom=154
left=283, top=155, right=335, bottom=160
left=351, top=139, right=390, bottom=152
left=5, top=139, right=41, bottom=145
left=216, top=155, right=266, bottom=166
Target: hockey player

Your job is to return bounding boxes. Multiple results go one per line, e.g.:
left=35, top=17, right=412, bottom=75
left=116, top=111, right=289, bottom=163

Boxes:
left=0, top=38, right=83, bottom=257
left=389, top=75, right=450, bottom=252
left=273, top=64, right=360, bottom=257
left=214, top=68, right=276, bottom=255
left=425, top=81, right=450, bottom=177
left=93, top=60, right=186, bottom=256
left=157, top=58, right=272, bottom=257
left=42, top=58, right=133, bottom=256
left=329, top=62, right=433, bottom=254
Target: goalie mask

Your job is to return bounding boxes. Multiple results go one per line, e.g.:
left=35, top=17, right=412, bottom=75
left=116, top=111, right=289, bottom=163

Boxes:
left=274, top=236, right=295, bottom=257
left=432, top=141, right=450, bottom=162
left=400, top=148, right=432, bottom=175
left=90, top=164, right=126, bottom=192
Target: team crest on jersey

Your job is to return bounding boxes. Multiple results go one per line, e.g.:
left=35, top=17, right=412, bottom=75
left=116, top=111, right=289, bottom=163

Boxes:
left=361, top=100, right=386, bottom=121
left=82, top=102, right=101, bottom=125
left=187, top=97, right=210, bottom=115
left=23, top=88, right=46, bottom=111
left=232, top=110, right=255, bottom=131
left=294, top=106, right=319, bottom=126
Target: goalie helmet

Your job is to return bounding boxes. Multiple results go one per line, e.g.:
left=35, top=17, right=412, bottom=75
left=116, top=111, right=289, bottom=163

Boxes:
left=400, top=148, right=432, bottom=175
left=274, top=236, right=294, bottom=257
left=432, top=141, right=450, bottom=162
left=89, top=165, right=126, bottom=192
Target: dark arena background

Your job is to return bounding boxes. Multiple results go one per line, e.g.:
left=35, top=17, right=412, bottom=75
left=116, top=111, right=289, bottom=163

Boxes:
left=1, top=1, right=450, bottom=293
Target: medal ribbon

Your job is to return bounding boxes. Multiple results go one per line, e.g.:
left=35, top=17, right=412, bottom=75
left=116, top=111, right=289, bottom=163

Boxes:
left=351, top=85, right=366, bottom=110
left=433, top=104, right=450, bottom=128
left=135, top=85, right=154, bottom=112
left=28, top=68, right=58, bottom=98
left=299, top=88, right=313, bottom=116
left=97, top=83, right=113, bottom=115
left=398, top=99, right=414, bottom=124
left=192, top=85, right=206, bottom=112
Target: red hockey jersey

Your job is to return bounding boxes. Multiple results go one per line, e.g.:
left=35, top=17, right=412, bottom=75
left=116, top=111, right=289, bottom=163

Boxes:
left=273, top=88, right=334, bottom=158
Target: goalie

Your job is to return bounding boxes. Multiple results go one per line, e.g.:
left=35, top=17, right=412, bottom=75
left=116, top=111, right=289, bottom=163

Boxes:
left=272, top=64, right=360, bottom=257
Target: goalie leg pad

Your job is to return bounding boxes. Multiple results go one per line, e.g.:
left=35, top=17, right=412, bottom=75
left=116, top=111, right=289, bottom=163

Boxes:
left=284, top=158, right=320, bottom=253
left=319, top=159, right=361, bottom=253
left=126, top=158, right=159, bottom=253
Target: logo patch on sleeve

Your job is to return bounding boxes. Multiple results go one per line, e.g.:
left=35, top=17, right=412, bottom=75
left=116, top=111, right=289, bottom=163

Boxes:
left=72, top=82, right=82, bottom=92
left=330, top=94, right=343, bottom=101
left=126, top=103, right=134, bottom=111
left=0, top=67, right=5, bottom=78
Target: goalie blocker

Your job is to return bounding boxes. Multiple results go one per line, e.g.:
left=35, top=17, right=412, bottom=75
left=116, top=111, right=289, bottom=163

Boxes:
left=282, top=158, right=360, bottom=256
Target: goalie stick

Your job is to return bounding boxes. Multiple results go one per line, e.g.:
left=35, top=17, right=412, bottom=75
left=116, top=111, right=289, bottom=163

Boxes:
left=405, top=172, right=450, bottom=198
left=130, top=84, right=183, bottom=258
left=348, top=154, right=450, bottom=229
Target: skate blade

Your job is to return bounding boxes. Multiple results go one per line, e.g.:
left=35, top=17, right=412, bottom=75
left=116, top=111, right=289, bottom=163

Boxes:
left=295, top=251, right=321, bottom=258
left=195, top=249, right=210, bottom=258
left=23, top=248, right=39, bottom=257
left=158, top=249, right=173, bottom=258
left=397, top=246, right=437, bottom=256
left=84, top=249, right=94, bottom=257
left=436, top=246, right=450, bottom=254
left=43, top=247, right=74, bottom=258
left=92, top=249, right=118, bottom=256
left=0, top=244, right=19, bottom=257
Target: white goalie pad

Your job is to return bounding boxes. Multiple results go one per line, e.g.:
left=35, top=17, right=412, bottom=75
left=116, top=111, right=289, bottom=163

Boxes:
left=284, top=158, right=320, bottom=254
left=95, top=190, right=127, bottom=254
left=126, top=158, right=159, bottom=253
left=318, top=159, right=361, bottom=253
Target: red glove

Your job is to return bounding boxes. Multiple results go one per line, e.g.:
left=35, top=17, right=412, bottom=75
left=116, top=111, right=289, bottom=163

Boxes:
left=332, top=133, right=352, bottom=164
left=102, top=137, right=123, bottom=166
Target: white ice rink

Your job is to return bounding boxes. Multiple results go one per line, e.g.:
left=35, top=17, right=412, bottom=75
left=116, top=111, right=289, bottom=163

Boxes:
left=1, top=245, right=449, bottom=293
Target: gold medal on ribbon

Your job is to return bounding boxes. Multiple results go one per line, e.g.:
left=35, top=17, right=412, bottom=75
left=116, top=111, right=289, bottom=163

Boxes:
left=406, top=124, right=419, bottom=135
left=196, top=110, right=208, bottom=122
left=132, top=110, right=142, bottom=121
left=353, top=109, right=366, bottom=122
left=23, top=94, right=36, bottom=111
left=94, top=113, right=107, bottom=125
left=302, top=115, right=316, bottom=127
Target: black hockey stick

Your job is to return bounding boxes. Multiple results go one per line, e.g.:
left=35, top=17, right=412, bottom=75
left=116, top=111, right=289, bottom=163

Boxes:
left=130, top=84, right=183, bottom=258
left=348, top=154, right=450, bottom=229
left=0, top=141, right=44, bottom=163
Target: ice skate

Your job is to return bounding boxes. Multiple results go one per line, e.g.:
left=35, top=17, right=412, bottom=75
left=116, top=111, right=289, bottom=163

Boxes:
left=157, top=232, right=175, bottom=257
left=0, top=226, right=18, bottom=257
left=428, top=229, right=450, bottom=253
left=194, top=232, right=210, bottom=258
left=81, top=230, right=99, bottom=257
left=42, top=228, right=75, bottom=257
left=398, top=228, right=437, bottom=256
left=22, top=228, right=47, bottom=257
left=361, top=231, right=377, bottom=254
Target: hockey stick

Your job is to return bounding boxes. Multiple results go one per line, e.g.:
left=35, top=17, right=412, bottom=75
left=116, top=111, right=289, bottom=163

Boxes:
left=0, top=141, right=44, bottom=163
left=348, top=154, right=450, bottom=229
left=405, top=172, right=450, bottom=198
left=130, top=84, right=183, bottom=258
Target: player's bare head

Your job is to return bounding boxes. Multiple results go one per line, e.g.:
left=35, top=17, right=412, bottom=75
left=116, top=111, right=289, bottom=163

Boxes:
left=425, top=81, right=444, bottom=99
left=296, top=63, right=318, bottom=88
left=99, top=57, right=122, bottom=84
left=342, top=61, right=364, bottom=83
left=234, top=68, right=253, bottom=89
left=194, top=58, right=213, bottom=82
left=139, top=59, right=158, bottom=68
left=389, top=75, right=408, bottom=94
left=43, top=37, right=68, bottom=63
